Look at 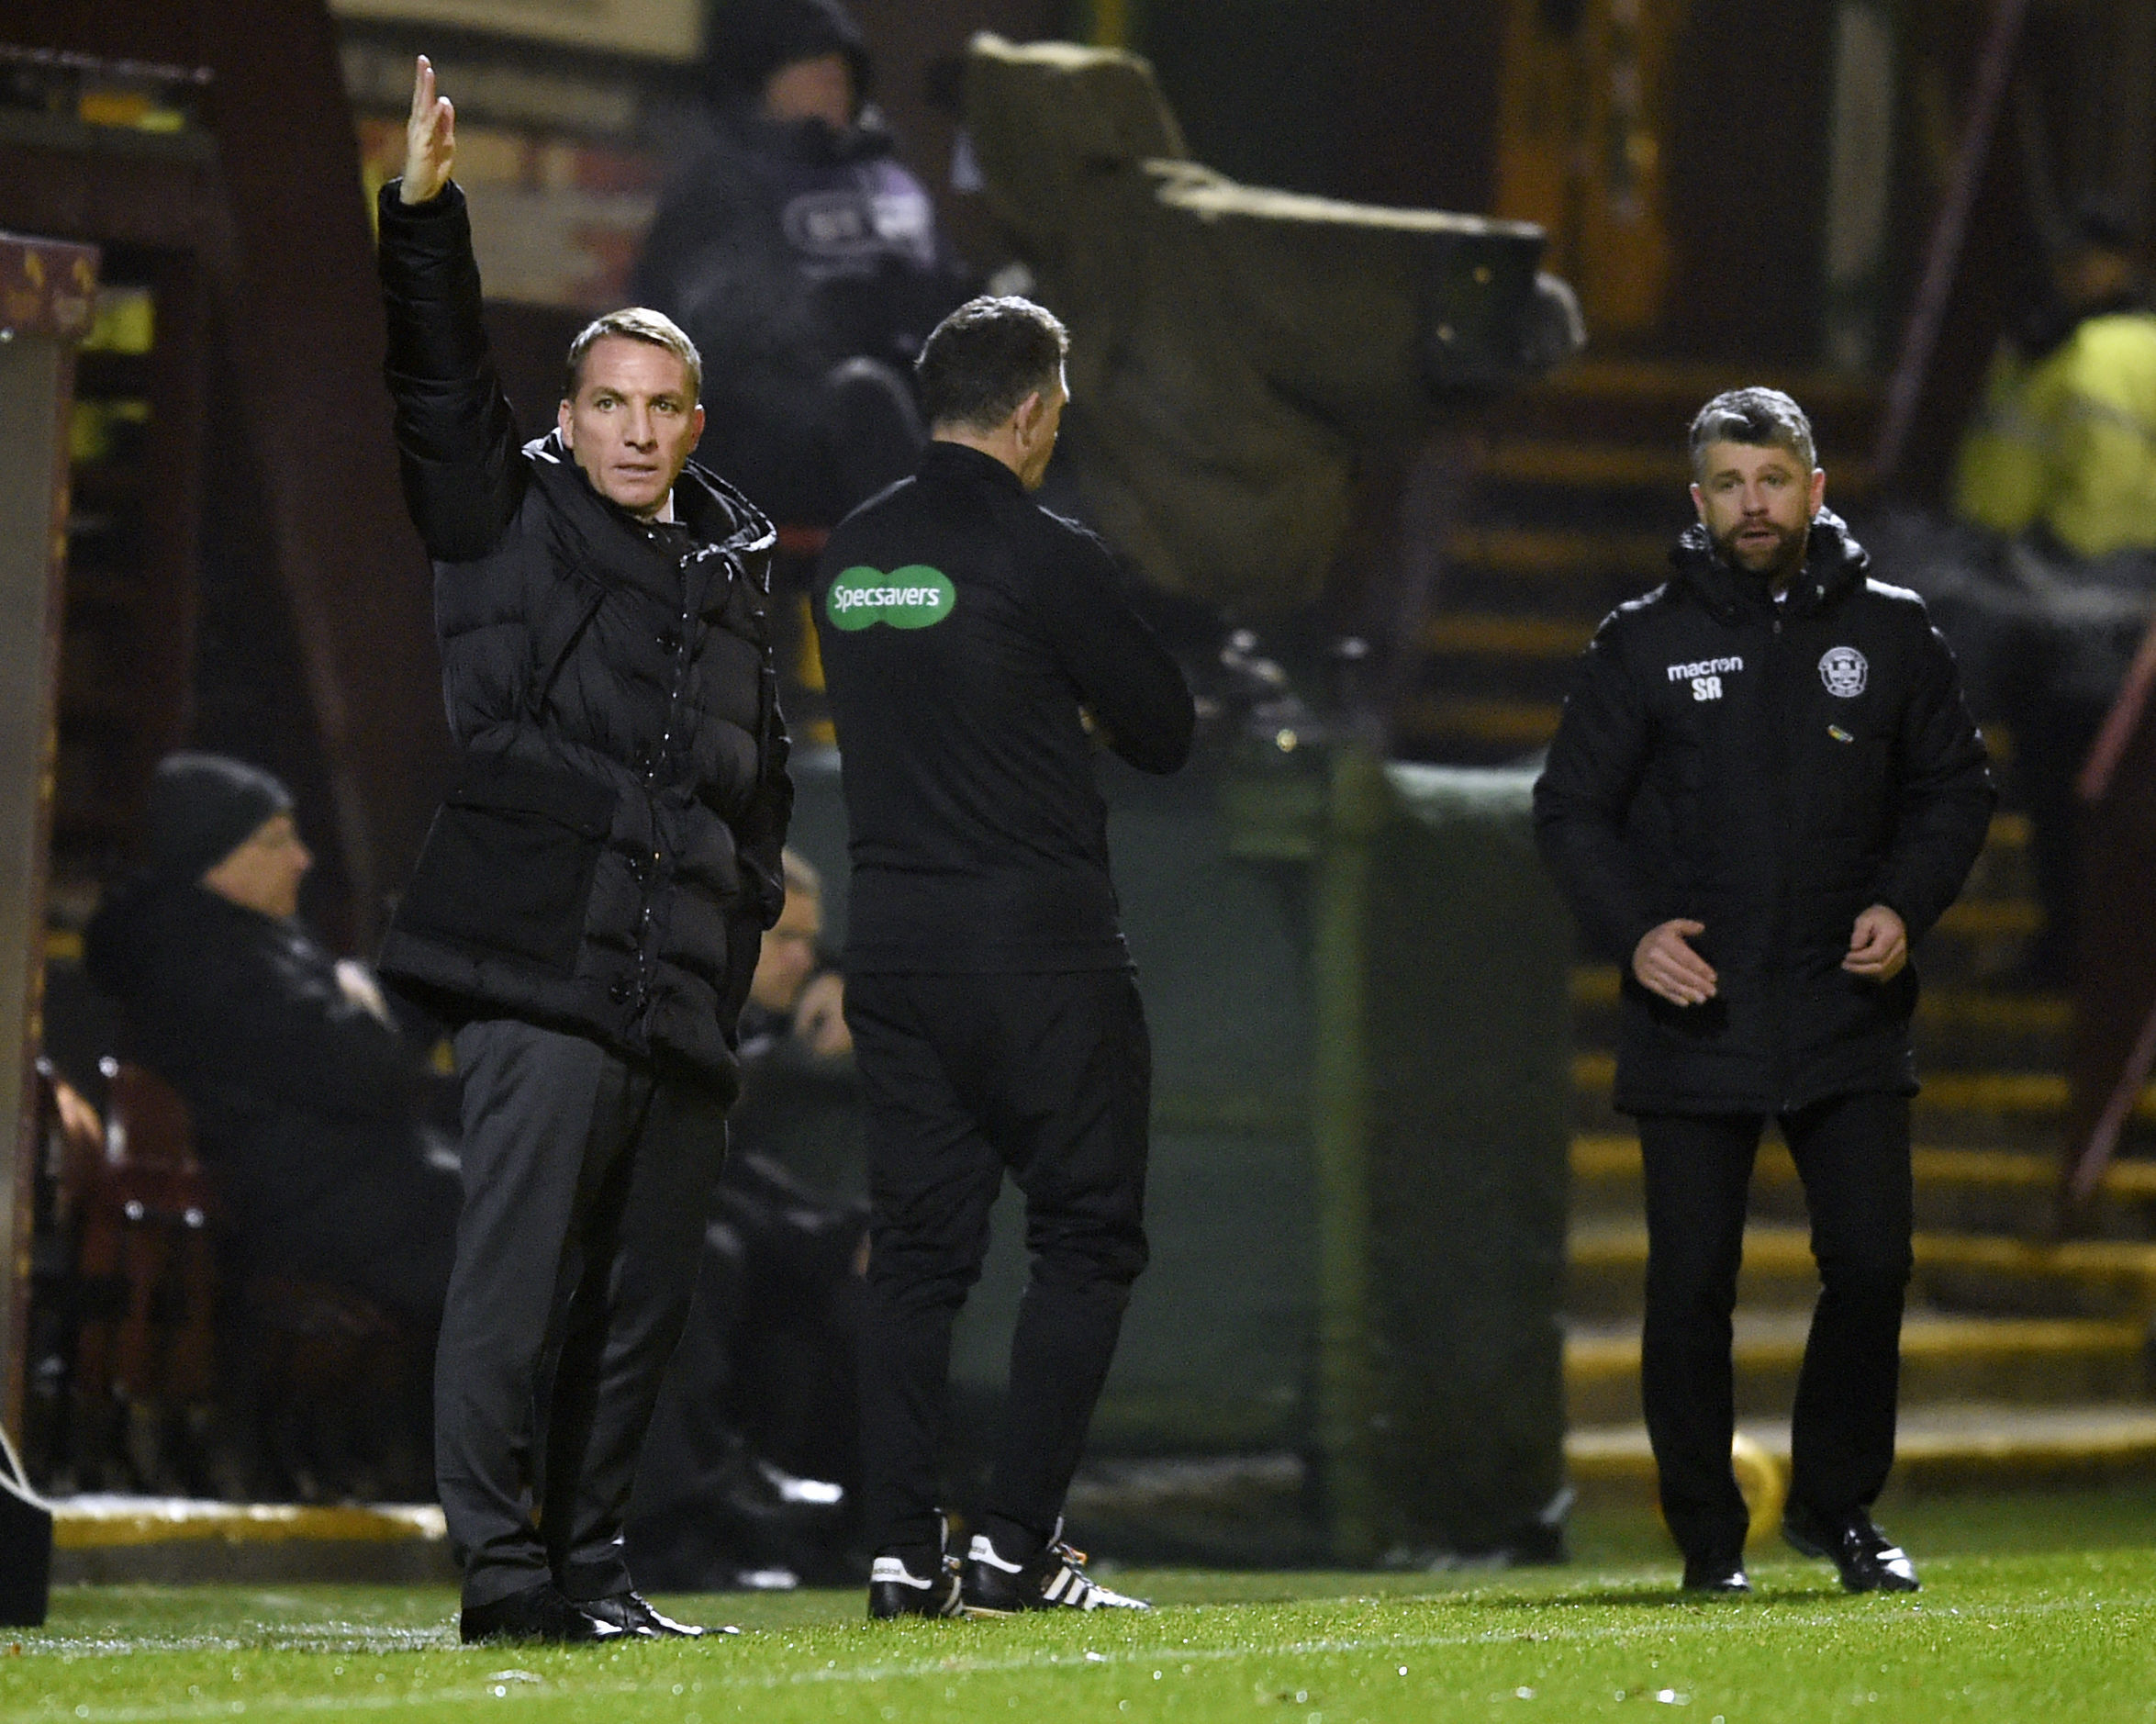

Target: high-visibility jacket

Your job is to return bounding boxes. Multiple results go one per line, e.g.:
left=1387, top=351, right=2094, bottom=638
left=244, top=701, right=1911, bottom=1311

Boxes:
left=1954, top=311, right=2156, bottom=559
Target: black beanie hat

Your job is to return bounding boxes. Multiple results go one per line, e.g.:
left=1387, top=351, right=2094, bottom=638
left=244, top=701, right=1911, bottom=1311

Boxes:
left=704, top=0, right=871, bottom=110
left=145, top=753, right=294, bottom=884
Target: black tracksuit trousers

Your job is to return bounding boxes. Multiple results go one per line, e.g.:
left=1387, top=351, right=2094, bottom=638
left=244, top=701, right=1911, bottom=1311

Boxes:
left=436, top=1019, right=729, bottom=1608
left=846, top=968, right=1152, bottom=1562
left=1637, top=1091, right=1914, bottom=1564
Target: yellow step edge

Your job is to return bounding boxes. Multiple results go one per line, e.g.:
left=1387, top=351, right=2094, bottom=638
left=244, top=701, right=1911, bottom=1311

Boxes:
left=1444, top=527, right=1670, bottom=578
left=50, top=1498, right=447, bottom=1550
left=1565, top=1315, right=2148, bottom=1380
left=1935, top=900, right=2045, bottom=938
left=1568, top=966, right=2066, bottom=1031
left=1395, top=697, right=1561, bottom=747
left=1566, top=1406, right=2156, bottom=1481
left=1571, top=1133, right=2156, bottom=1198
left=1570, top=1053, right=2149, bottom=1119
left=1420, top=613, right=1597, bottom=658
left=1569, top=1221, right=2156, bottom=1284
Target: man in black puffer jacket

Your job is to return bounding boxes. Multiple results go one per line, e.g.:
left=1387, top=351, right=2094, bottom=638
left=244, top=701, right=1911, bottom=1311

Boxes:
left=1536, top=388, right=1994, bottom=1599
left=375, top=60, right=788, bottom=1646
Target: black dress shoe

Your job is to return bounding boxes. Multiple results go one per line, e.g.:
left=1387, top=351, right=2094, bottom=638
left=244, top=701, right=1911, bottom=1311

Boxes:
left=1681, top=1556, right=1752, bottom=1595
left=459, top=1583, right=626, bottom=1645
left=1782, top=1504, right=1920, bottom=1593
left=581, top=1590, right=722, bottom=1638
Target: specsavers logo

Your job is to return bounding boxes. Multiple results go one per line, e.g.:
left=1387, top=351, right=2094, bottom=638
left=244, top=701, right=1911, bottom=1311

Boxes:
left=826, top=565, right=955, bottom=632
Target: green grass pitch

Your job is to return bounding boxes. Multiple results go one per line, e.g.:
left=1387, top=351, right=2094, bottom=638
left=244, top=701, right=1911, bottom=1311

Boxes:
left=6, top=1490, right=2156, bottom=1722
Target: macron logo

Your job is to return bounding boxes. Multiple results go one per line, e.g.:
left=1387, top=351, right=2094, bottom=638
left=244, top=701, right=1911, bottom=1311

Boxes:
left=1669, top=655, right=1742, bottom=704
left=1668, top=656, right=1744, bottom=681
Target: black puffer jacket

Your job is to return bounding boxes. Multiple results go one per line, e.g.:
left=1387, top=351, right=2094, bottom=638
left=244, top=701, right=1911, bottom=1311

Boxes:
left=374, top=184, right=789, bottom=1095
left=1534, top=511, right=1995, bottom=1114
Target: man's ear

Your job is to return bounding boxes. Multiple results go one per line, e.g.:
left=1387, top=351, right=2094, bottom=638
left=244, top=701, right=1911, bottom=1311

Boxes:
left=1689, top=481, right=1706, bottom=523
left=557, top=397, right=575, bottom=448
left=1809, top=466, right=1826, bottom=514
left=1014, top=389, right=1046, bottom=443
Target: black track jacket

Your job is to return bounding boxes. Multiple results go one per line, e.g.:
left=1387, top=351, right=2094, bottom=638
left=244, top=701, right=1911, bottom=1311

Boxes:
left=1534, top=511, right=1995, bottom=1115
left=812, top=442, right=1195, bottom=973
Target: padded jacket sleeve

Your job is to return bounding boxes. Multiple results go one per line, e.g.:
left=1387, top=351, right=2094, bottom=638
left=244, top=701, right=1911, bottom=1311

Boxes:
left=376, top=181, right=528, bottom=561
left=1534, top=616, right=1660, bottom=961
left=1871, top=619, right=1997, bottom=942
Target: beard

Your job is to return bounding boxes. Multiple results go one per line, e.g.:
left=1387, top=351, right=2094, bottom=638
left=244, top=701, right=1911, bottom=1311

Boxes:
left=1712, top=518, right=1808, bottom=581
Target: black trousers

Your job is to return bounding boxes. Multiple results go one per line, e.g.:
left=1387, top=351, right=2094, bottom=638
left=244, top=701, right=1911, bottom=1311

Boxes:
left=436, top=1019, right=728, bottom=1607
left=846, top=968, right=1152, bottom=1560
left=1637, top=1091, right=1913, bottom=1563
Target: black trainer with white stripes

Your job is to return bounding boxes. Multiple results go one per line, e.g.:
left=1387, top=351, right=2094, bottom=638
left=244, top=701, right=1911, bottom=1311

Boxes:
left=867, top=1515, right=964, bottom=1619
left=960, top=1521, right=1150, bottom=1616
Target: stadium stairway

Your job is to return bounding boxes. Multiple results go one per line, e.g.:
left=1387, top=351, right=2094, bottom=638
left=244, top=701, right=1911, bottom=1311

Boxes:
left=1387, top=358, right=2156, bottom=1508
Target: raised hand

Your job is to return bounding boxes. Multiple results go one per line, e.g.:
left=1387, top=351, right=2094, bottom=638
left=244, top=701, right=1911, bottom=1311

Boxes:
left=399, top=55, right=456, bottom=206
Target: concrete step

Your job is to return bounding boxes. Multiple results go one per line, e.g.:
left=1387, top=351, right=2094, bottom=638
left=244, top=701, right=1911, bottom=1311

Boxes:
left=1564, top=1309, right=2152, bottom=1426
left=45, top=1495, right=453, bottom=1584
left=1567, top=1222, right=2156, bottom=1322
left=1570, top=1134, right=2156, bottom=1234
left=1567, top=1402, right=2156, bottom=1501
left=1567, top=1050, right=2150, bottom=1150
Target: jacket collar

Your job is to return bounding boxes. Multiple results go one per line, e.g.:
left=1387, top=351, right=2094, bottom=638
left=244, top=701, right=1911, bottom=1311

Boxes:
left=919, top=439, right=1026, bottom=496
left=1668, top=507, right=1868, bottom=624
left=527, top=431, right=776, bottom=579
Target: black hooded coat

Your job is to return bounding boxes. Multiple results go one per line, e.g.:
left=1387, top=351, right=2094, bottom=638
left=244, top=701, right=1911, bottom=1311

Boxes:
left=374, top=184, right=790, bottom=1097
left=1534, top=511, right=1996, bottom=1115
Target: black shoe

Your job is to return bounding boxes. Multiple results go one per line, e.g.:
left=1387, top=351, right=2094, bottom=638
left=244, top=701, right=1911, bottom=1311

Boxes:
left=580, top=1590, right=722, bottom=1639
left=868, top=1551, right=964, bottom=1619
left=1782, top=1504, right=1920, bottom=1594
left=1681, top=1555, right=1752, bottom=1595
left=961, top=1520, right=1150, bottom=1616
left=459, top=1583, right=627, bottom=1645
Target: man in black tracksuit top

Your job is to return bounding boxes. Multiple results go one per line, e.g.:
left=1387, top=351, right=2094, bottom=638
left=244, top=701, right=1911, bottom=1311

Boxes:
left=375, top=62, right=788, bottom=1644
left=812, top=297, right=1194, bottom=1618
left=1536, top=389, right=1994, bottom=1596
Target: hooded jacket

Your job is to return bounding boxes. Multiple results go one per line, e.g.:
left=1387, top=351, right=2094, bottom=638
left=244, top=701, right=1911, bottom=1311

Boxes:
left=84, top=879, right=458, bottom=1317
left=631, top=102, right=969, bottom=525
left=1534, top=511, right=1995, bottom=1115
left=374, top=183, right=790, bottom=1096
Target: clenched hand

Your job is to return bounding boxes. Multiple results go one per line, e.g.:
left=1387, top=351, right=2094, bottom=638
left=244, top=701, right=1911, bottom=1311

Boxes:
left=1843, top=903, right=1908, bottom=980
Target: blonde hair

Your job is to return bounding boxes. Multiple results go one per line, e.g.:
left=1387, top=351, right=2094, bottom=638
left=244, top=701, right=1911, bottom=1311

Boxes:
left=564, top=308, right=703, bottom=402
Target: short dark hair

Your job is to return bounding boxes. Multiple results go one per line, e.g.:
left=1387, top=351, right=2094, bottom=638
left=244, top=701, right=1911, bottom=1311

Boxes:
left=1688, top=386, right=1815, bottom=482
left=564, top=308, right=703, bottom=402
left=916, top=297, right=1069, bottom=432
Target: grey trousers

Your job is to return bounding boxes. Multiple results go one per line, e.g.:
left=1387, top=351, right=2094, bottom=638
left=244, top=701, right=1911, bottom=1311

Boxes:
left=437, top=1019, right=728, bottom=1607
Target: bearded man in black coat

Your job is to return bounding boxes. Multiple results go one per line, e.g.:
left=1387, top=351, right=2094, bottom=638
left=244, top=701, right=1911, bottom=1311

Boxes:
left=375, top=59, right=789, bottom=1645
left=1536, top=388, right=1994, bottom=1598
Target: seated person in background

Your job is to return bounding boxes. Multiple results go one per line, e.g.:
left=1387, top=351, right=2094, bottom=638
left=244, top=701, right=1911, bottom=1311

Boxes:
left=628, top=847, right=866, bottom=1589
left=1951, top=199, right=2156, bottom=979
left=83, top=754, right=461, bottom=1329
left=732, top=847, right=863, bottom=1199
left=631, top=0, right=971, bottom=532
